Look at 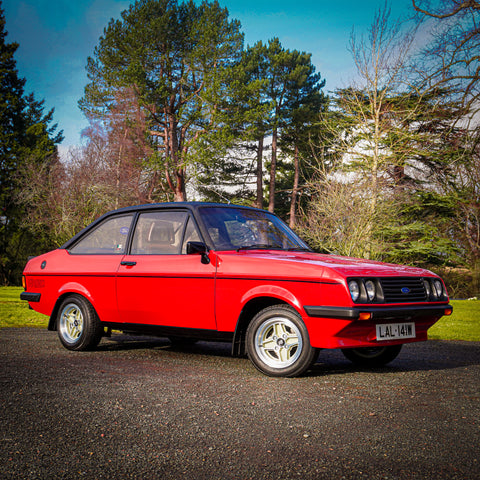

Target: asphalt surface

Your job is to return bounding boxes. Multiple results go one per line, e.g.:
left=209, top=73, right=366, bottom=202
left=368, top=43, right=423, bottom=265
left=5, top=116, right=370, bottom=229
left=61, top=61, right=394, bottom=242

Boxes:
left=0, top=328, right=479, bottom=480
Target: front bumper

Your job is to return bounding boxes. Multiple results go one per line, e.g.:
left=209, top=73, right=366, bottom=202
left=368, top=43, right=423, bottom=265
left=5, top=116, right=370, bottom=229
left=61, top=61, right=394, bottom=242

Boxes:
left=304, top=304, right=452, bottom=321
left=303, top=303, right=452, bottom=349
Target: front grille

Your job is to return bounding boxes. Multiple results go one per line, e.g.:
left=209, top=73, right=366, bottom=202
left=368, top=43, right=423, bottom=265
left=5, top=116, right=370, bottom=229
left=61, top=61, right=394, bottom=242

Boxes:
left=379, top=277, right=427, bottom=303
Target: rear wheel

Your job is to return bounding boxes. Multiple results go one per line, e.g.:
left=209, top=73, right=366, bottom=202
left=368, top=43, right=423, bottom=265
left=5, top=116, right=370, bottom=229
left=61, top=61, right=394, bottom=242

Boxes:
left=341, top=344, right=403, bottom=367
left=246, top=305, right=318, bottom=377
left=57, top=295, right=103, bottom=351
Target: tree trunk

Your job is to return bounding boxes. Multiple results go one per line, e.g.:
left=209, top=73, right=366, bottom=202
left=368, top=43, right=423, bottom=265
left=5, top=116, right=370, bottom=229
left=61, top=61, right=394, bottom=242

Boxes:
left=115, top=127, right=129, bottom=209
left=166, top=111, right=187, bottom=202
left=289, top=144, right=300, bottom=228
left=256, top=136, right=264, bottom=209
left=268, top=126, right=277, bottom=213
left=472, top=257, right=480, bottom=297
left=174, top=169, right=186, bottom=201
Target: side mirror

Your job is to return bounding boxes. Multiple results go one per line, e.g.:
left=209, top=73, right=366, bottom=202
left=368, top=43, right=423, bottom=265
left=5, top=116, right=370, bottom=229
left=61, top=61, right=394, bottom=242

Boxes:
left=186, top=241, right=210, bottom=264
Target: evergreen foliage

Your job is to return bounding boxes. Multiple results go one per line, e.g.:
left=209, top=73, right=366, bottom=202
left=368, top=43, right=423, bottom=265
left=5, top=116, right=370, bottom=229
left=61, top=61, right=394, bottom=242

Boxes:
left=0, top=2, right=62, bottom=284
left=79, top=0, right=244, bottom=202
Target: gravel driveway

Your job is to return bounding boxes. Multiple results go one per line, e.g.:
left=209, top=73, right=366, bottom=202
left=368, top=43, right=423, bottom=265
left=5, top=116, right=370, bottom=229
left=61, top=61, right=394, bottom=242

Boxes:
left=1, top=328, right=479, bottom=479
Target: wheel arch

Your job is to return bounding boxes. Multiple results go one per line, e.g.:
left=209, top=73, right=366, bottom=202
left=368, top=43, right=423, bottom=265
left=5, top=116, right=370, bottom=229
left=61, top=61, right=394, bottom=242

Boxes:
left=48, top=287, right=95, bottom=331
left=232, top=296, right=292, bottom=357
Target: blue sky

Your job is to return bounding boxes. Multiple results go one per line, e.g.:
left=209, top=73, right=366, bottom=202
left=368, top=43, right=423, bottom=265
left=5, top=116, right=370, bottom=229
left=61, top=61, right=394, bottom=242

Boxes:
left=3, top=0, right=415, bottom=153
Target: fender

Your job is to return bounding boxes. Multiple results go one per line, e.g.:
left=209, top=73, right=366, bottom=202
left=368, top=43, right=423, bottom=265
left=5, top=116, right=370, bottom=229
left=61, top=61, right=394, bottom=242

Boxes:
left=240, top=284, right=303, bottom=313
left=231, top=284, right=304, bottom=357
left=57, top=282, right=94, bottom=303
left=48, top=282, right=95, bottom=331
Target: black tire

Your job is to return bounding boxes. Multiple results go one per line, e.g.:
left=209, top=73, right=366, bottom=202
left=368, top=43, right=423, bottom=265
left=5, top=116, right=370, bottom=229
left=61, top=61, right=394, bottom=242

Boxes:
left=341, top=344, right=403, bottom=367
left=246, top=305, right=318, bottom=377
left=57, top=295, right=103, bottom=351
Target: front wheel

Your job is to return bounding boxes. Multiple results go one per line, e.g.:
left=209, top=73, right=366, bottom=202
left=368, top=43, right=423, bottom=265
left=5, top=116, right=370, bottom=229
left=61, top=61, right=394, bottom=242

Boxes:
left=246, top=305, right=318, bottom=377
left=57, top=295, right=103, bottom=351
left=341, top=344, right=403, bottom=367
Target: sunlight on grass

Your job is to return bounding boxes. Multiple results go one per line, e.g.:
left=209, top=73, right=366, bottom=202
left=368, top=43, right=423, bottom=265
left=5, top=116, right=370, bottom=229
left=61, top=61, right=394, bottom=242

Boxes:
left=0, top=287, right=48, bottom=328
left=428, top=299, right=480, bottom=341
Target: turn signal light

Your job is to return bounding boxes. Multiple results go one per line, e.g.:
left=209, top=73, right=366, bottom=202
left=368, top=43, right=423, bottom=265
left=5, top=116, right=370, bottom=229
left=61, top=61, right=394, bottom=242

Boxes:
left=444, top=307, right=453, bottom=316
left=359, top=312, right=372, bottom=321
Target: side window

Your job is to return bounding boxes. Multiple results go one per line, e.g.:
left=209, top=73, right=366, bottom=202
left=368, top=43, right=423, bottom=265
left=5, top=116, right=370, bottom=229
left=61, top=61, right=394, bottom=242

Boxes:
left=131, top=211, right=188, bottom=255
left=181, top=216, right=202, bottom=254
left=69, top=215, right=133, bottom=255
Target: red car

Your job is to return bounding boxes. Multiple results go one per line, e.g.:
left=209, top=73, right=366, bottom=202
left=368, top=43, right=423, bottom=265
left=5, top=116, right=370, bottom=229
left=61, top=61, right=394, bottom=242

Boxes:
left=21, top=202, right=452, bottom=377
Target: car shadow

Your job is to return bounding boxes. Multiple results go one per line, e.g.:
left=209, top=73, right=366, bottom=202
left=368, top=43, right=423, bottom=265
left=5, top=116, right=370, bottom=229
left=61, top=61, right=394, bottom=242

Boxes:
left=308, top=340, right=480, bottom=376
left=98, top=335, right=480, bottom=376
left=98, top=333, right=234, bottom=358
left=96, top=334, right=169, bottom=351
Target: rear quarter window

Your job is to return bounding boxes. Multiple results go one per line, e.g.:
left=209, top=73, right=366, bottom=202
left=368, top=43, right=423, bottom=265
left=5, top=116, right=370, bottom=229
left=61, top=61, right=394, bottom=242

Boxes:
left=69, top=215, right=133, bottom=254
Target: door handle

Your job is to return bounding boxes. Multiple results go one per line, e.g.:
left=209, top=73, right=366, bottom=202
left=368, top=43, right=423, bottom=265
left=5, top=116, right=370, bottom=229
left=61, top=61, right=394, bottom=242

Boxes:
left=120, top=261, right=137, bottom=266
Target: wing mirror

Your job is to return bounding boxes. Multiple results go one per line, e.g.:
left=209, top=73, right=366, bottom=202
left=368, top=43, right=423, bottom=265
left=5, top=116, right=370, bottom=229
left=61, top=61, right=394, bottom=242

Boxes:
left=186, top=241, right=210, bottom=264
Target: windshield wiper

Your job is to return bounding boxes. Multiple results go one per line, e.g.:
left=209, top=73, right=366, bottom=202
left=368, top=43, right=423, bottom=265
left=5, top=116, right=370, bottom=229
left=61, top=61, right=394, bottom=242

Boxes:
left=237, top=244, right=281, bottom=251
left=287, top=247, right=312, bottom=252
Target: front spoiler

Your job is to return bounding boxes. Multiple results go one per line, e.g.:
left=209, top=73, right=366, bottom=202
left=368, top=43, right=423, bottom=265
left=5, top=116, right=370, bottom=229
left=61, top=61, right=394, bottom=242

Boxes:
left=304, top=304, right=452, bottom=321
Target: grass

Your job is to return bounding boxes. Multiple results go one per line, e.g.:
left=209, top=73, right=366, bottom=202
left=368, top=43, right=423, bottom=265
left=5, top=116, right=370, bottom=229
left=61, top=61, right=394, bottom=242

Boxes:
left=1, top=287, right=479, bottom=341
left=428, top=299, right=480, bottom=341
left=0, top=286, right=48, bottom=328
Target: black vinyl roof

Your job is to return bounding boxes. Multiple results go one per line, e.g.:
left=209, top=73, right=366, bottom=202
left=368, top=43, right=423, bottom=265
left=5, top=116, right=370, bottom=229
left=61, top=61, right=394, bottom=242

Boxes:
left=60, top=202, right=268, bottom=250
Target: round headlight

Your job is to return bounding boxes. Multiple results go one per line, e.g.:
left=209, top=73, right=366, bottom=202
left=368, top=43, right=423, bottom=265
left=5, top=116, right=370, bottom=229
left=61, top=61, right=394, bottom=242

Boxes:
left=348, top=280, right=360, bottom=302
left=365, top=280, right=376, bottom=301
left=434, top=280, right=444, bottom=298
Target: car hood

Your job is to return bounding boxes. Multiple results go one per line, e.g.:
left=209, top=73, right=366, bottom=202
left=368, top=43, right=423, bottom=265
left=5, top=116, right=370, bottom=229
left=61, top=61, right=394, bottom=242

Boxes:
left=230, top=250, right=436, bottom=278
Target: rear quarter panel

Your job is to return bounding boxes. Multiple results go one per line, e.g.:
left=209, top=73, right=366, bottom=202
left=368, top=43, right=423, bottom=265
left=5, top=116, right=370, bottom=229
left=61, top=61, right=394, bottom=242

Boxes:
left=23, top=250, right=120, bottom=323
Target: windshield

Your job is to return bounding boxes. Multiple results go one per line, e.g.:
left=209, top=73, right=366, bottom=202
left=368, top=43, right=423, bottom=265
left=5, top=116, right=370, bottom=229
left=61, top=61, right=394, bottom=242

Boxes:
left=198, top=206, right=311, bottom=252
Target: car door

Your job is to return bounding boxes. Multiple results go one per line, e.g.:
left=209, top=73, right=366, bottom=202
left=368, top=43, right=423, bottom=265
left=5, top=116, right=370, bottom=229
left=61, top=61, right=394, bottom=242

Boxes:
left=116, top=210, right=216, bottom=330
left=65, top=213, right=135, bottom=324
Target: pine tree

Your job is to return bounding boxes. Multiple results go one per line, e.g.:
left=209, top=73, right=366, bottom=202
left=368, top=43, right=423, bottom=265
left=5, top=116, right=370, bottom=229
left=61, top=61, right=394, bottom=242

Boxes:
left=80, top=0, right=243, bottom=201
left=0, top=1, right=63, bottom=284
left=0, top=3, right=25, bottom=223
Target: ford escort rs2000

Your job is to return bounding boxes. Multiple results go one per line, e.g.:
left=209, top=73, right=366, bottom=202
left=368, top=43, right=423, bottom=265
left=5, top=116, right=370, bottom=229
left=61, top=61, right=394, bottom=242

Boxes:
left=21, top=202, right=452, bottom=377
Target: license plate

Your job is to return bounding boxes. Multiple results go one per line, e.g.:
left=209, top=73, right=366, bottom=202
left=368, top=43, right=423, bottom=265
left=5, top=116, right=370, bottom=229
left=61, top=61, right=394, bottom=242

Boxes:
left=376, top=322, right=416, bottom=341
